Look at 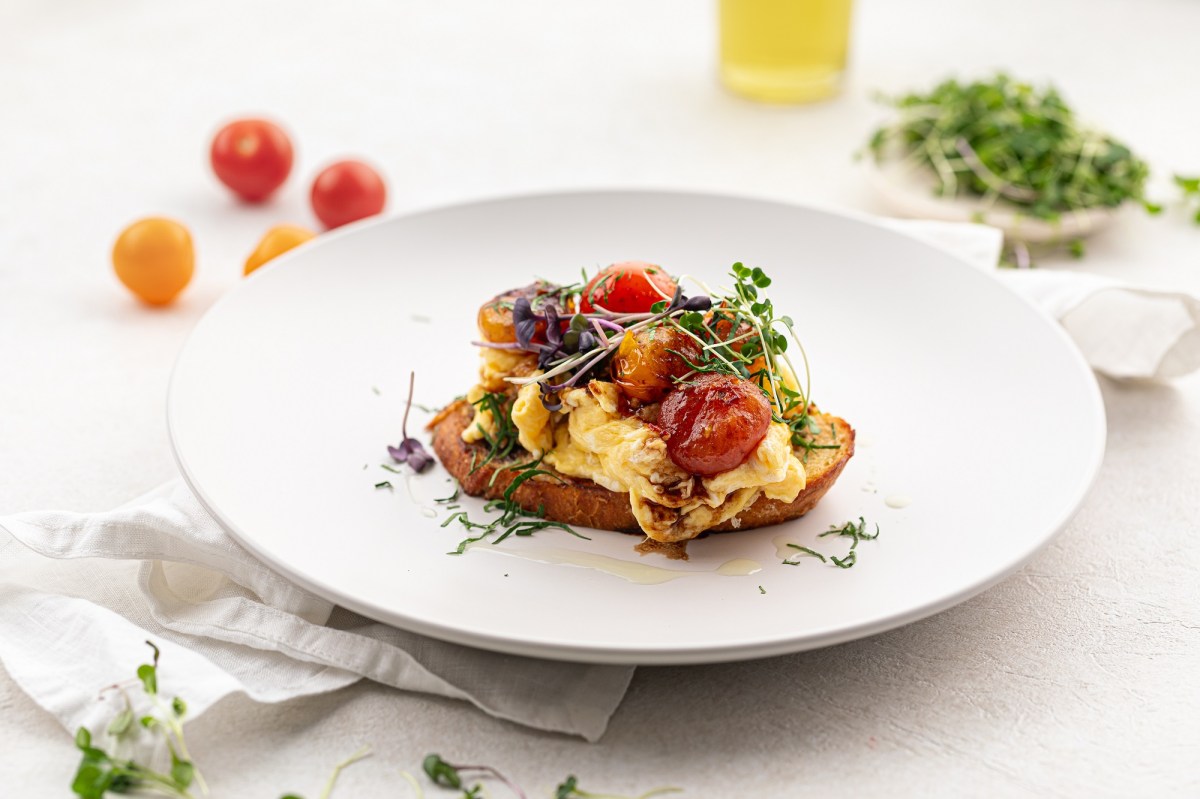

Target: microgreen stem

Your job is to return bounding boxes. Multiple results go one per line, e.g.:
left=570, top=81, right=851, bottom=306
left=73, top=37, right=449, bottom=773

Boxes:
left=319, top=746, right=372, bottom=799
left=402, top=372, right=415, bottom=439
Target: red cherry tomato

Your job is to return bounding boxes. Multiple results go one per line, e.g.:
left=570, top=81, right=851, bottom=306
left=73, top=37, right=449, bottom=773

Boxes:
left=210, top=119, right=293, bottom=202
left=659, top=373, right=771, bottom=476
left=310, top=160, right=387, bottom=229
left=580, top=262, right=678, bottom=313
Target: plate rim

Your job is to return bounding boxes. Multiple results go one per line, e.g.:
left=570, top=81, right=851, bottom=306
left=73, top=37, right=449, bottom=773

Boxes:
left=167, top=188, right=1108, bottom=665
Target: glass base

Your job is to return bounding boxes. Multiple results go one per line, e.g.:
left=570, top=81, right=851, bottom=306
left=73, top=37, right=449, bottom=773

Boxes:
left=720, top=63, right=843, bottom=104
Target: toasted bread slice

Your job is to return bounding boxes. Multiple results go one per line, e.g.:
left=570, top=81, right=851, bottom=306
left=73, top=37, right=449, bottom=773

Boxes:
left=430, top=400, right=855, bottom=537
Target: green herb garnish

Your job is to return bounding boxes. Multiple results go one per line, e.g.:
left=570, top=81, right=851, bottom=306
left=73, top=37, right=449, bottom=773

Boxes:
left=868, top=74, right=1154, bottom=223
left=555, top=775, right=682, bottom=799
left=782, top=545, right=826, bottom=565
left=279, top=747, right=372, bottom=799
left=444, top=459, right=590, bottom=554
left=1176, top=175, right=1200, bottom=224
left=73, top=646, right=685, bottom=797
left=662, top=264, right=826, bottom=456
left=71, top=642, right=206, bottom=799
left=784, top=517, right=879, bottom=569
left=434, top=483, right=461, bottom=504
left=466, top=391, right=520, bottom=475
left=501, top=263, right=833, bottom=467
left=423, top=754, right=526, bottom=799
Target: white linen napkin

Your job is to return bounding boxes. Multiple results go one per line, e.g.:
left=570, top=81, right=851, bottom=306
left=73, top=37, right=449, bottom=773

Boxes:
left=0, top=482, right=632, bottom=743
left=886, top=219, right=1200, bottom=380
left=3, top=216, right=1197, bottom=751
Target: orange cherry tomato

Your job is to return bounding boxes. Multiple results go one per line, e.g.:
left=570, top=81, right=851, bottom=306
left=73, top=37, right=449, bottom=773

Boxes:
left=210, top=118, right=294, bottom=202
left=610, top=326, right=702, bottom=403
left=580, top=262, right=677, bottom=313
left=112, top=217, right=194, bottom=306
left=310, top=160, right=387, bottom=229
left=243, top=224, right=317, bottom=276
left=476, top=284, right=571, bottom=343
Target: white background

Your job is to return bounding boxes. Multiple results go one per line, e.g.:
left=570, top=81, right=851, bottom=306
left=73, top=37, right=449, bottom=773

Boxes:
left=3, top=0, right=1199, bottom=795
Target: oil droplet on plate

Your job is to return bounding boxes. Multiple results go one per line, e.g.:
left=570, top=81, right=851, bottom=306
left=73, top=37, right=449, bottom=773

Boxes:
left=773, top=535, right=802, bottom=559
left=716, top=558, right=761, bottom=576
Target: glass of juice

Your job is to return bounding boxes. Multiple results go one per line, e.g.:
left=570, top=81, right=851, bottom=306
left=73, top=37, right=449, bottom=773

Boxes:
left=719, top=0, right=855, bottom=104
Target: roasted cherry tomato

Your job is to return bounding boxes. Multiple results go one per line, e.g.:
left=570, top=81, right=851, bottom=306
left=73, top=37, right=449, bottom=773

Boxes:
left=610, top=326, right=702, bottom=403
left=478, top=292, right=525, bottom=343
left=659, top=373, right=771, bottom=476
left=210, top=118, right=294, bottom=202
left=477, top=284, right=568, bottom=343
left=243, top=224, right=316, bottom=275
left=707, top=307, right=754, bottom=351
left=579, top=261, right=677, bottom=313
left=310, top=159, right=387, bottom=229
left=707, top=308, right=776, bottom=385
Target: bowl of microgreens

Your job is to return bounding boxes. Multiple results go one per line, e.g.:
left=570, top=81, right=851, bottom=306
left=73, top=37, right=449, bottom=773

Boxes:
left=863, top=73, right=1158, bottom=246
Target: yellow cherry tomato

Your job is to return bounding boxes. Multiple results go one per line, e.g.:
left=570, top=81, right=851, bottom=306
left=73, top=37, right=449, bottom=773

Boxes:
left=112, top=217, right=194, bottom=305
left=243, top=224, right=316, bottom=275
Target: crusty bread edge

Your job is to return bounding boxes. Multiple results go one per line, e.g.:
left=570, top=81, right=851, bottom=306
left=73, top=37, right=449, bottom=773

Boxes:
left=430, top=401, right=855, bottom=537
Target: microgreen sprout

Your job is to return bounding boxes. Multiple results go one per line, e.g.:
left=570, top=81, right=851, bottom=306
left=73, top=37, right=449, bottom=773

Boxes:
left=868, top=74, right=1155, bottom=226
left=1175, top=175, right=1200, bottom=225
left=74, top=649, right=686, bottom=798
left=388, top=372, right=434, bottom=472
left=279, top=746, right=373, bottom=799
left=71, top=642, right=206, bottom=799
left=501, top=284, right=713, bottom=397
left=555, top=775, right=682, bottom=799
left=423, top=754, right=527, bottom=799
left=490, top=262, right=830, bottom=457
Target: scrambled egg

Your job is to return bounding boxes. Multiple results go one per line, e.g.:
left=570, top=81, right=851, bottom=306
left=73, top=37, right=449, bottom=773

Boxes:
left=462, top=348, right=537, bottom=444
left=511, top=380, right=805, bottom=543
left=462, top=342, right=805, bottom=542
left=478, top=348, right=534, bottom=393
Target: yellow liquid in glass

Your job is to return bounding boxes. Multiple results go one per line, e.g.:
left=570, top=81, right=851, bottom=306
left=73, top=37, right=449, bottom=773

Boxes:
left=719, top=0, right=854, bottom=103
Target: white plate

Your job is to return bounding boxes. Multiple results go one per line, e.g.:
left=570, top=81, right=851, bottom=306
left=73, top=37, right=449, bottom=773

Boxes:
left=168, top=190, right=1105, bottom=665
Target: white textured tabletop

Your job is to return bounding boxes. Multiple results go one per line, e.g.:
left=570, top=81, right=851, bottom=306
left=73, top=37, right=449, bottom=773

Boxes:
left=3, top=0, right=1199, bottom=795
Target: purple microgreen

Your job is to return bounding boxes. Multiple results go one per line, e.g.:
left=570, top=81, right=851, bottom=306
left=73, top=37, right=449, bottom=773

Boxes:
left=389, top=440, right=434, bottom=473
left=401, top=372, right=415, bottom=438
left=472, top=340, right=527, bottom=350
left=539, top=383, right=562, bottom=411
left=544, top=303, right=563, bottom=349
left=387, top=372, right=434, bottom=473
left=666, top=285, right=685, bottom=312
left=512, top=296, right=539, bottom=350
left=590, top=319, right=612, bottom=348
